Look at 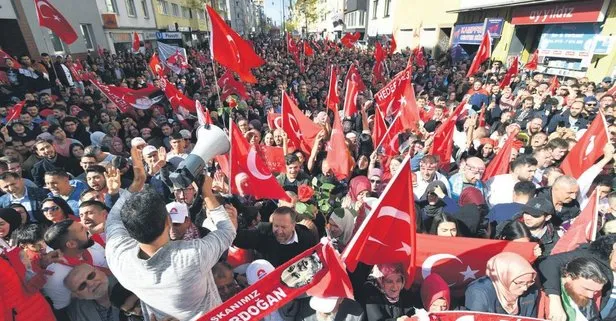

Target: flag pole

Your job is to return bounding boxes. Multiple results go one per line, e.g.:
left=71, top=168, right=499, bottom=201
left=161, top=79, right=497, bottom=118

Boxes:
left=37, top=28, right=63, bottom=91
left=206, top=5, right=227, bottom=131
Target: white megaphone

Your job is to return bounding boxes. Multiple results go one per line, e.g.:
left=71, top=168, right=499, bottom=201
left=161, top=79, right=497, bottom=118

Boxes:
left=169, top=124, right=230, bottom=189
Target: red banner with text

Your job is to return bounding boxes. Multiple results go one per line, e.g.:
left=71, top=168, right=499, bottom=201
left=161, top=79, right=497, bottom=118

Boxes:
left=407, top=311, right=547, bottom=321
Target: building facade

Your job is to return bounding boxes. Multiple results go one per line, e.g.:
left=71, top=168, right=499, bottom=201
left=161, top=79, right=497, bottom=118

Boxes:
left=366, top=0, right=394, bottom=41
left=152, top=0, right=210, bottom=47
left=344, top=0, right=368, bottom=38
left=96, top=0, right=158, bottom=54
left=450, top=0, right=616, bottom=82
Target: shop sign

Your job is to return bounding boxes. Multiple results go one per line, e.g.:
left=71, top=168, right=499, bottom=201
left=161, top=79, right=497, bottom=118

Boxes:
left=143, top=32, right=158, bottom=40
left=178, top=26, right=191, bottom=32
left=484, top=18, right=504, bottom=38
left=110, top=32, right=131, bottom=43
left=512, top=0, right=609, bottom=25
left=102, top=13, right=118, bottom=29
left=593, top=35, right=613, bottom=55
left=156, top=32, right=182, bottom=40
left=451, top=18, right=504, bottom=45
left=538, top=23, right=599, bottom=59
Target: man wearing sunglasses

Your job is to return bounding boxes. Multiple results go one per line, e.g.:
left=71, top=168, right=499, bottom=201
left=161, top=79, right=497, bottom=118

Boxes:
left=64, top=264, right=143, bottom=321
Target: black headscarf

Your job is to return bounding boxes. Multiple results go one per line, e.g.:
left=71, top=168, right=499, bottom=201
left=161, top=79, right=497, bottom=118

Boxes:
left=418, top=181, right=449, bottom=219
left=0, top=208, right=22, bottom=240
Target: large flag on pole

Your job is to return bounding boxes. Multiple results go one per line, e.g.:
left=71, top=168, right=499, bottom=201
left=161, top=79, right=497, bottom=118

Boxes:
left=35, top=0, right=78, bottom=44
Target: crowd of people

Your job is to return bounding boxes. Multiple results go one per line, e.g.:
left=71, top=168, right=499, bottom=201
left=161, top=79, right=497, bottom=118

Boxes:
left=0, top=32, right=615, bottom=321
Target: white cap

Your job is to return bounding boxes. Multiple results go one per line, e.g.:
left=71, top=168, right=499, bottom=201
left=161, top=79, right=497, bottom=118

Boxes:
left=142, top=145, right=157, bottom=157
left=131, top=137, right=146, bottom=147
left=309, top=297, right=339, bottom=313
left=179, top=129, right=191, bottom=139
left=246, top=259, right=275, bottom=285
left=166, top=202, right=188, bottom=223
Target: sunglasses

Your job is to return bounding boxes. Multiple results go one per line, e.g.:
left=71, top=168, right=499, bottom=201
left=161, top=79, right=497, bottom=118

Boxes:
left=77, top=271, right=97, bottom=291
left=586, top=103, right=597, bottom=106
left=41, top=206, right=59, bottom=212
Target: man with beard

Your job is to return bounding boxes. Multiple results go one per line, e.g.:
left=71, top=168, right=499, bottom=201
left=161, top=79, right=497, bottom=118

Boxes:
left=79, top=200, right=109, bottom=247
left=548, top=101, right=589, bottom=132
left=64, top=264, right=143, bottom=321
left=31, top=139, right=79, bottom=186
left=536, top=175, right=580, bottom=225
left=557, top=257, right=606, bottom=321
left=523, top=117, right=544, bottom=142
left=43, top=219, right=108, bottom=310
left=486, top=155, right=538, bottom=206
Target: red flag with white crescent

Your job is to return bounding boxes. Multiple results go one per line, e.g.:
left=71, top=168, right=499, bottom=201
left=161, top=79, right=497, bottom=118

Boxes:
left=372, top=106, right=387, bottom=147
left=5, top=100, right=25, bottom=123
left=344, top=64, right=366, bottom=92
left=551, top=189, right=599, bottom=255
left=83, top=74, right=163, bottom=113
left=229, top=121, right=289, bottom=201
left=326, top=65, right=339, bottom=112
left=195, top=100, right=211, bottom=126
left=524, top=50, right=539, bottom=71
left=343, top=155, right=417, bottom=288
left=466, top=32, right=492, bottom=78
left=376, top=114, right=404, bottom=157
left=35, top=0, right=78, bottom=44
left=162, top=79, right=196, bottom=112
left=149, top=53, right=165, bottom=78
left=217, top=70, right=249, bottom=100
left=0, top=49, right=21, bottom=68
left=281, top=93, right=321, bottom=155
left=560, top=112, right=609, bottom=179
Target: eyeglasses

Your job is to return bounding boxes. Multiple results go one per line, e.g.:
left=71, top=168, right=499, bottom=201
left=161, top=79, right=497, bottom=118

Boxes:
left=370, top=179, right=381, bottom=184
left=77, top=271, right=97, bottom=291
left=512, top=279, right=535, bottom=287
left=42, top=206, right=59, bottom=212
left=586, top=103, right=597, bottom=106
left=465, top=165, right=485, bottom=174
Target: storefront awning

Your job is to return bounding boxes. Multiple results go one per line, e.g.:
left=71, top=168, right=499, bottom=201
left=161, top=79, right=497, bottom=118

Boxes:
left=447, top=0, right=571, bottom=13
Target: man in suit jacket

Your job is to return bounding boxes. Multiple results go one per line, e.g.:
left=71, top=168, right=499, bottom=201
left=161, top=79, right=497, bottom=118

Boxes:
left=0, top=171, right=49, bottom=223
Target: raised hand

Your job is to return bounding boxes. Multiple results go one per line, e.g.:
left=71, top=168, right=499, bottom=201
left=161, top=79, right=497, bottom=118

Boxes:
left=105, top=166, right=121, bottom=195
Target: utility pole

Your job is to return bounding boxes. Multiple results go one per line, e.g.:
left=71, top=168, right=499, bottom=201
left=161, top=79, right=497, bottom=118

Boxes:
left=282, top=0, right=285, bottom=33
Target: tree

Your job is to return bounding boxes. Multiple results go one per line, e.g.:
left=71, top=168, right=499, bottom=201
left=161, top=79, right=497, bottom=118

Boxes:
left=293, top=0, right=321, bottom=35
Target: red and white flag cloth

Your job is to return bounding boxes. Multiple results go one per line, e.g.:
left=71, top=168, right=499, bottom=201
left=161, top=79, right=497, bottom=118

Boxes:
left=0, top=49, right=21, bottom=68
left=207, top=5, right=264, bottom=83
left=326, top=65, right=339, bottom=112
left=524, top=50, right=539, bottom=71
left=376, top=113, right=404, bottom=157
left=161, top=79, right=196, bottom=112
left=326, top=110, right=353, bottom=180
left=340, top=32, right=360, bottom=48
left=35, top=0, right=78, bottom=44
left=343, top=155, right=417, bottom=288
left=551, top=189, right=599, bottom=255
left=195, top=100, right=211, bottom=126
left=343, top=78, right=360, bottom=117
left=466, top=32, right=492, bottom=77
left=499, top=56, right=519, bottom=88
left=482, top=130, right=519, bottom=181
left=372, top=106, right=387, bottom=147
left=83, top=74, right=163, bottom=113
left=303, top=41, right=314, bottom=56
left=5, top=100, right=25, bottom=123
left=344, top=63, right=366, bottom=92
left=374, top=67, right=411, bottom=117
left=406, top=311, right=546, bottom=321
left=149, top=53, right=165, bottom=78
left=281, top=92, right=321, bottom=155
left=229, top=121, right=289, bottom=201
left=430, top=100, right=467, bottom=170
left=547, top=76, right=560, bottom=95
left=217, top=70, right=249, bottom=100
left=560, top=112, right=609, bottom=179
left=196, top=240, right=352, bottom=321
left=132, top=32, right=140, bottom=53
left=258, top=145, right=286, bottom=174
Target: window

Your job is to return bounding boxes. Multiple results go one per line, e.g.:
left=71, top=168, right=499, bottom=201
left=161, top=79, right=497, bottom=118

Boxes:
left=141, top=0, right=149, bottom=18
left=80, top=24, right=94, bottom=50
left=105, top=0, right=118, bottom=13
left=197, top=10, right=205, bottom=19
left=372, top=0, right=378, bottom=19
left=359, top=11, right=364, bottom=26
left=158, top=0, right=168, bottom=14
left=49, top=31, right=64, bottom=53
left=384, top=0, right=391, bottom=17
left=171, top=3, right=179, bottom=16
left=182, top=6, right=190, bottom=18
left=126, top=0, right=137, bottom=16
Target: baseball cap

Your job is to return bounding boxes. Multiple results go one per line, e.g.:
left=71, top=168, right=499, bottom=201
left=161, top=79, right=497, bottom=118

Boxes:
left=520, top=198, right=555, bottom=217
left=166, top=201, right=188, bottom=223
left=602, top=76, right=612, bottom=84
left=246, top=259, right=275, bottom=285
left=309, top=297, right=339, bottom=313
left=179, top=129, right=191, bottom=139
left=583, top=96, right=598, bottom=104
left=131, top=137, right=146, bottom=147
left=142, top=145, right=157, bottom=157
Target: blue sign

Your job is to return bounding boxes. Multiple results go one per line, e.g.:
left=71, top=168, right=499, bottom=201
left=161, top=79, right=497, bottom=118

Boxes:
left=450, top=44, right=470, bottom=62
left=452, top=23, right=485, bottom=45
left=538, top=23, right=599, bottom=53
left=485, top=18, right=504, bottom=38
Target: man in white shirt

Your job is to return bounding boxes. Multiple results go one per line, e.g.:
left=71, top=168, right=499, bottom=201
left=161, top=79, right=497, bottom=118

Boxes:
left=413, top=155, right=451, bottom=200
left=486, top=155, right=538, bottom=207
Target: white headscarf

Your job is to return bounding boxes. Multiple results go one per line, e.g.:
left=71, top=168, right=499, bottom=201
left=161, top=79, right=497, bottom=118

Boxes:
left=330, top=209, right=355, bottom=247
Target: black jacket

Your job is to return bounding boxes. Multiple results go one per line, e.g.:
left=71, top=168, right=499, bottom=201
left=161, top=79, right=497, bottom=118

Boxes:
left=536, top=187, right=581, bottom=225
left=538, top=246, right=614, bottom=312
left=233, top=222, right=318, bottom=267
left=362, top=280, right=415, bottom=321
left=464, top=276, right=538, bottom=317
left=31, top=154, right=80, bottom=186
left=547, top=110, right=590, bottom=133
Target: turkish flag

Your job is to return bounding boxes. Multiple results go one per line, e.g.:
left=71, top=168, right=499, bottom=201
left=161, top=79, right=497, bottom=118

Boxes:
left=132, top=32, right=140, bottom=53
left=162, top=79, right=196, bottom=112
left=466, top=32, right=492, bottom=78
left=343, top=79, right=360, bottom=117
left=5, top=100, right=25, bottom=123
left=413, top=234, right=536, bottom=291
left=547, top=76, right=560, bottom=95
left=413, top=47, right=426, bottom=68
left=207, top=5, right=264, bottom=83
left=343, top=155, right=417, bottom=287
left=551, top=190, right=599, bottom=255
left=149, top=53, right=164, bottom=77
left=524, top=50, right=539, bottom=71
left=217, top=70, right=248, bottom=100
left=195, top=100, right=211, bottom=126
left=374, top=67, right=411, bottom=116
left=0, top=49, right=21, bottom=68
left=326, top=66, right=339, bottom=112
left=286, top=33, right=297, bottom=55
left=430, top=101, right=467, bottom=170
left=372, top=60, right=386, bottom=85
left=389, top=34, right=397, bottom=55
left=306, top=240, right=354, bottom=300
left=397, top=82, right=421, bottom=132
left=166, top=50, right=188, bottom=72
left=83, top=73, right=163, bottom=113
left=229, top=121, right=289, bottom=200
left=67, top=61, right=84, bottom=82
left=258, top=145, right=286, bottom=173
left=340, top=32, right=360, bottom=48
left=499, top=56, right=519, bottom=88
left=267, top=112, right=282, bottom=130
left=372, top=106, right=387, bottom=147
left=344, top=64, right=366, bottom=92
left=376, top=114, right=404, bottom=157
left=282, top=92, right=322, bottom=155
left=482, top=132, right=518, bottom=181
left=407, top=310, right=545, bottom=321
left=560, top=112, right=609, bottom=179
left=374, top=42, right=386, bottom=62
left=326, top=110, right=353, bottom=180
left=303, top=41, right=314, bottom=56
left=35, top=0, right=78, bottom=44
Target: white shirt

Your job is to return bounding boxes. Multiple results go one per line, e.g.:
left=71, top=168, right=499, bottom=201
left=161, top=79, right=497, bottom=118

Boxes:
left=485, top=174, right=518, bottom=207
left=413, top=171, right=451, bottom=200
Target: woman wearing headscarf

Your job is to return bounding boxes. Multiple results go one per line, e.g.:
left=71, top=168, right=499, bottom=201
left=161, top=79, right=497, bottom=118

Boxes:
left=465, top=252, right=538, bottom=316
left=327, top=208, right=355, bottom=251
left=417, top=181, right=459, bottom=228
left=0, top=208, right=23, bottom=251
left=455, top=187, right=489, bottom=237
left=420, top=273, right=451, bottom=312
left=363, top=263, right=415, bottom=321
left=110, top=136, right=129, bottom=157
left=343, top=176, right=372, bottom=211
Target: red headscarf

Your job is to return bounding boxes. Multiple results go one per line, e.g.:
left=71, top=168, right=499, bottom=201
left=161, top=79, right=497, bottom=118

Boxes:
left=459, top=187, right=485, bottom=206
left=420, top=273, right=450, bottom=311
left=349, top=176, right=371, bottom=202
